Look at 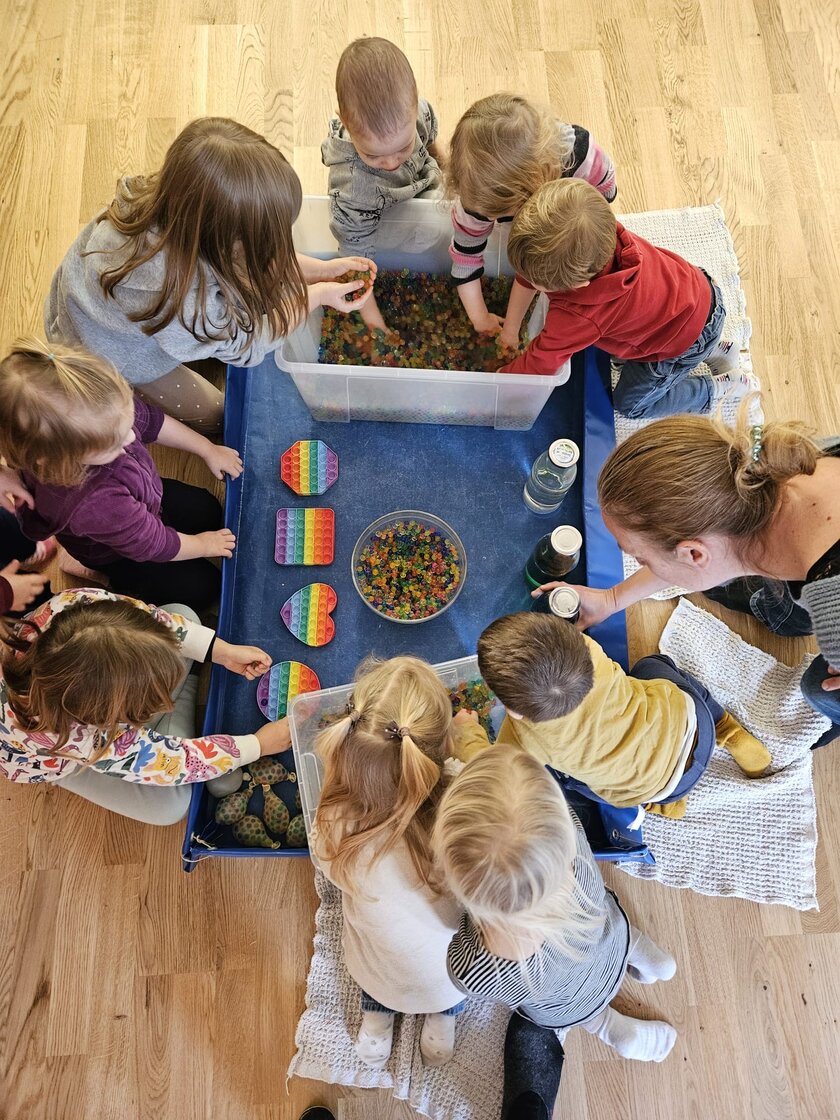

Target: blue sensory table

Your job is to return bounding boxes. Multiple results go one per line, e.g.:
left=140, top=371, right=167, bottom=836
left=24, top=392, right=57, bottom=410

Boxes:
left=182, top=348, right=627, bottom=867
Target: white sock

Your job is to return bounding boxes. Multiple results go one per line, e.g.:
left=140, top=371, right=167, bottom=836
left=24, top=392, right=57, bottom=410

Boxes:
left=354, top=1010, right=394, bottom=1069
left=419, top=1012, right=456, bottom=1067
left=706, top=338, right=741, bottom=374
left=583, top=1006, right=677, bottom=1063
left=626, top=927, right=677, bottom=984
left=709, top=370, right=759, bottom=404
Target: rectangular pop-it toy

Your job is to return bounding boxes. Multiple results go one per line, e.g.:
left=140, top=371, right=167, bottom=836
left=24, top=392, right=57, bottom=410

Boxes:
left=275, top=508, right=335, bottom=565
left=280, top=439, right=339, bottom=496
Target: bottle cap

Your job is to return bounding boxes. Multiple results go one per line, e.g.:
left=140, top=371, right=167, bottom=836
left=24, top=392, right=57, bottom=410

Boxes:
left=548, top=587, right=581, bottom=617
left=550, top=525, right=583, bottom=556
left=548, top=439, right=579, bottom=468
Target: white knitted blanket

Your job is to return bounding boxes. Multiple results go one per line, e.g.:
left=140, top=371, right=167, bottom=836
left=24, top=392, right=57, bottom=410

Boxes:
left=612, top=203, right=755, bottom=598
left=287, top=871, right=509, bottom=1119
left=619, top=599, right=830, bottom=909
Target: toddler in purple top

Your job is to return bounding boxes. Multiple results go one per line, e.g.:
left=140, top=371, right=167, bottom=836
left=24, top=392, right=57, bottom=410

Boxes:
left=0, top=339, right=242, bottom=611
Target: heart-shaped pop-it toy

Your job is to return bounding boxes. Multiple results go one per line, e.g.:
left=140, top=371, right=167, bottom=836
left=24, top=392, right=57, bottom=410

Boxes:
left=275, top=508, right=335, bottom=565
left=280, top=583, right=337, bottom=647
left=280, top=440, right=339, bottom=496
left=255, top=660, right=321, bottom=720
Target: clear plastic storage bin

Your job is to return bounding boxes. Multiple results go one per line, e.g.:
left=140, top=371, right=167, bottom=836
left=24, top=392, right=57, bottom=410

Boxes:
left=289, top=653, right=502, bottom=861
left=278, top=197, right=569, bottom=430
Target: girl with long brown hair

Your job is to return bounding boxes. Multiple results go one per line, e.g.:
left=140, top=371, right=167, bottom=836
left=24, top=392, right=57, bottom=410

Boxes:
left=0, top=588, right=290, bottom=825
left=46, top=117, right=375, bottom=429
left=312, top=655, right=485, bottom=1071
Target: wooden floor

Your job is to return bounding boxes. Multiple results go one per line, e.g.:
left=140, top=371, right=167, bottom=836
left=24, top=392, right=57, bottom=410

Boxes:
left=2, top=1, right=840, bottom=1117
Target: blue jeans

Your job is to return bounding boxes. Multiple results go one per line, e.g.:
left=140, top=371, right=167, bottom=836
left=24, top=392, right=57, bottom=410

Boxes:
left=360, top=991, right=465, bottom=1015
left=612, top=275, right=727, bottom=419
left=561, top=654, right=724, bottom=806
left=799, top=656, right=840, bottom=748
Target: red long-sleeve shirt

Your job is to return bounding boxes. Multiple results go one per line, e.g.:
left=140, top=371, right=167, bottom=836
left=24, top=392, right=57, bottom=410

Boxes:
left=501, top=223, right=711, bottom=375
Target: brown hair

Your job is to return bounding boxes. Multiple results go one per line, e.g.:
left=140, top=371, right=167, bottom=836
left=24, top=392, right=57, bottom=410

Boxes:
left=2, top=599, right=184, bottom=758
left=313, top=655, right=453, bottom=891
left=477, top=613, right=594, bottom=723
left=508, top=179, right=617, bottom=291
left=0, top=338, right=134, bottom=486
left=98, top=117, right=307, bottom=341
left=598, top=400, right=822, bottom=558
left=446, top=94, right=576, bottom=219
left=335, top=38, right=418, bottom=137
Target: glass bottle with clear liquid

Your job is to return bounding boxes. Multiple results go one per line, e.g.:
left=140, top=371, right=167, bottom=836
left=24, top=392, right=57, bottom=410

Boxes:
left=523, top=439, right=579, bottom=514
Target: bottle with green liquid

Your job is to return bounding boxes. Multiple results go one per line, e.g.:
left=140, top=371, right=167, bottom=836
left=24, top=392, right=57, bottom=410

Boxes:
left=524, top=525, right=582, bottom=589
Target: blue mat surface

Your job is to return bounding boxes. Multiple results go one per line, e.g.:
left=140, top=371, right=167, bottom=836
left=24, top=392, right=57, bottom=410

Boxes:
left=183, top=347, right=626, bottom=866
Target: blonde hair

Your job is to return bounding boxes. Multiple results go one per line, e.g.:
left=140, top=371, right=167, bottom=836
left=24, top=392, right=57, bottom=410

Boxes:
left=313, top=655, right=453, bottom=891
left=508, top=179, right=617, bottom=291
left=0, top=339, right=134, bottom=487
left=2, top=598, right=184, bottom=759
left=99, top=117, right=307, bottom=341
left=598, top=398, right=822, bottom=560
left=336, top=38, right=418, bottom=137
left=446, top=94, right=576, bottom=219
left=432, top=748, right=600, bottom=959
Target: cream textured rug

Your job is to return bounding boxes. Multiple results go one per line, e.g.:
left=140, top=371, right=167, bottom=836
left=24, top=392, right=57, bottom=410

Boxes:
left=612, top=202, right=755, bottom=598
left=287, top=870, right=508, bottom=1120
left=619, top=599, right=829, bottom=909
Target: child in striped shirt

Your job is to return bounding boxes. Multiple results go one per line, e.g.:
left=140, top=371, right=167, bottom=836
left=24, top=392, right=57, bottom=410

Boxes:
left=433, top=748, right=678, bottom=1072
left=445, top=94, right=617, bottom=345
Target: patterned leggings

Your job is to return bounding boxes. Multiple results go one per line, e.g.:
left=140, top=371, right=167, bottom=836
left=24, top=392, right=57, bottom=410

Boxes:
left=136, top=363, right=225, bottom=432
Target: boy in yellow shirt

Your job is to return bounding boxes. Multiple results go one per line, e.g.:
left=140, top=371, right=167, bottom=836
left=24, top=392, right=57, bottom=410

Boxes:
left=466, top=613, right=770, bottom=818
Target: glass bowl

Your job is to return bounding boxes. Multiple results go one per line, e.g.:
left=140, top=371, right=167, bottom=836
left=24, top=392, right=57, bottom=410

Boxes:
left=351, top=510, right=467, bottom=624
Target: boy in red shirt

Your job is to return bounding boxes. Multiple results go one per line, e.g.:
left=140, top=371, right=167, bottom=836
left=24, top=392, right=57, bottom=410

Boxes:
left=498, top=179, right=756, bottom=419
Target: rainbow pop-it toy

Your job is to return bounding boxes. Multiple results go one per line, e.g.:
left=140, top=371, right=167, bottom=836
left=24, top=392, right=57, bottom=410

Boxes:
left=280, top=440, right=339, bottom=496
left=256, top=660, right=321, bottom=720
left=275, top=508, right=335, bottom=565
left=280, top=583, right=337, bottom=646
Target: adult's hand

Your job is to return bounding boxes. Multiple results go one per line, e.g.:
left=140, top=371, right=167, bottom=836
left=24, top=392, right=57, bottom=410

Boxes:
left=530, top=582, right=618, bottom=630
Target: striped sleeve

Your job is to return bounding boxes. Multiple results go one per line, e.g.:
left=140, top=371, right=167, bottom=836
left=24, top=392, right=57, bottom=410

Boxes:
left=449, top=200, right=496, bottom=284
left=569, top=126, right=618, bottom=202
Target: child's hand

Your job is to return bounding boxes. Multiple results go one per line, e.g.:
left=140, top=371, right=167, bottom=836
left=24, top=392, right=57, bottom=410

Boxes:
left=530, top=582, right=617, bottom=630
left=203, top=444, right=243, bottom=481
left=198, top=528, right=236, bottom=558
left=320, top=256, right=378, bottom=282
left=497, top=327, right=521, bottom=351
left=822, top=664, right=840, bottom=693
left=1, top=561, right=46, bottom=611
left=472, top=311, right=504, bottom=335
left=0, top=468, right=34, bottom=513
left=452, top=708, right=479, bottom=726
left=255, top=718, right=292, bottom=756
left=212, top=638, right=271, bottom=680
left=317, top=279, right=375, bottom=314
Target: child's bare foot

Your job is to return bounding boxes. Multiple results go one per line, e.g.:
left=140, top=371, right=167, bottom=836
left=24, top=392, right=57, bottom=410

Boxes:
left=58, top=548, right=110, bottom=586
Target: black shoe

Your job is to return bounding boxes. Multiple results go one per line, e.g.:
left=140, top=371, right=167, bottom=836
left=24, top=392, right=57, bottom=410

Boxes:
left=299, top=1109, right=335, bottom=1120
left=501, top=1013, right=565, bottom=1120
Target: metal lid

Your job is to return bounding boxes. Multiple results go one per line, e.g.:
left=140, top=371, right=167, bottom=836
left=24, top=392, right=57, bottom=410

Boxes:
left=548, top=439, right=580, bottom=468
left=550, top=525, right=583, bottom=555
left=549, top=587, right=581, bottom=616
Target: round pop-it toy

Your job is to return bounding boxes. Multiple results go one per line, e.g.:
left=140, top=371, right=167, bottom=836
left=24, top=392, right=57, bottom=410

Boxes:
left=280, top=583, right=337, bottom=646
left=256, top=660, right=321, bottom=720
left=280, top=440, right=339, bottom=497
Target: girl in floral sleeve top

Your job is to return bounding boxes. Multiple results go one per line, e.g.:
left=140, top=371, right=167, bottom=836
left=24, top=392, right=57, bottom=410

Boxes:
left=445, top=94, right=617, bottom=344
left=0, top=588, right=289, bottom=799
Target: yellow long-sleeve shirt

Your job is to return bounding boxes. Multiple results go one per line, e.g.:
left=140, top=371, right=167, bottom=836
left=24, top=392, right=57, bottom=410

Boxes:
left=456, top=636, right=691, bottom=807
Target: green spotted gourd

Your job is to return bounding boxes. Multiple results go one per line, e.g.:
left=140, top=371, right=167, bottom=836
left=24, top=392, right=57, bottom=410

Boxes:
left=233, top=815, right=281, bottom=849
left=214, top=787, right=250, bottom=825
left=263, top=788, right=290, bottom=835
left=249, top=758, right=288, bottom=784
left=286, top=814, right=308, bottom=848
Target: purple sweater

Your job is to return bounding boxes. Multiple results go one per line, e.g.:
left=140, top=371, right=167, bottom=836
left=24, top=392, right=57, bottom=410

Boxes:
left=19, top=399, right=181, bottom=568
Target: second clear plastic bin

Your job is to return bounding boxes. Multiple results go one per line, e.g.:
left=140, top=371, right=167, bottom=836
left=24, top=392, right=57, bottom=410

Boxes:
left=277, top=197, right=569, bottom=430
left=289, top=653, right=502, bottom=862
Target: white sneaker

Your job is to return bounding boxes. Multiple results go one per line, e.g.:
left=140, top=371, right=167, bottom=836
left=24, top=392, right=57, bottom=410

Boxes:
left=706, top=338, right=741, bottom=374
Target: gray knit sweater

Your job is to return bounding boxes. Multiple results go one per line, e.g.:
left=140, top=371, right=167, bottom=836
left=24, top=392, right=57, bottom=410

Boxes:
left=321, top=98, right=443, bottom=257
left=45, top=201, right=279, bottom=385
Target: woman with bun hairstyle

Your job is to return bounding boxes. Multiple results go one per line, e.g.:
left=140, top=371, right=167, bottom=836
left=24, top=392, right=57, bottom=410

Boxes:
left=531, top=399, right=840, bottom=744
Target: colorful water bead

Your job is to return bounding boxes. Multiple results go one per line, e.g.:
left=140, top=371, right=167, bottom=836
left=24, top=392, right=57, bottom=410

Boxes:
left=280, top=440, right=339, bottom=496
left=275, top=507, right=335, bottom=565
left=319, top=269, right=527, bottom=373
left=256, top=661, right=321, bottom=720
left=450, top=678, right=500, bottom=742
left=280, top=583, right=337, bottom=646
left=355, top=518, right=462, bottom=621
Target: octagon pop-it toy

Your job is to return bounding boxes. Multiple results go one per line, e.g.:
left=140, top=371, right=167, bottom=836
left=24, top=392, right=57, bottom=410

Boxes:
left=280, top=440, right=339, bottom=496
left=256, top=661, right=321, bottom=720
left=275, top=508, right=335, bottom=565
left=280, top=583, right=337, bottom=647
